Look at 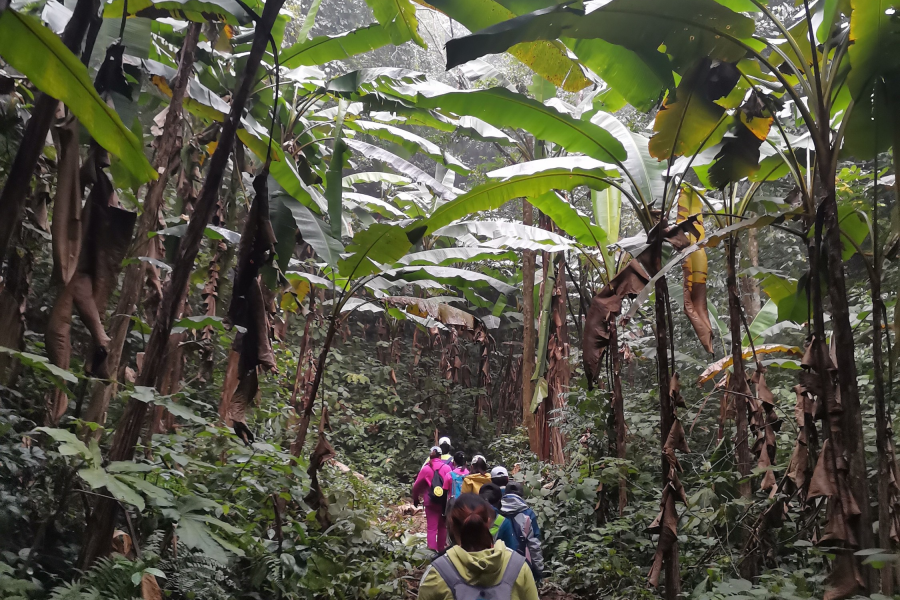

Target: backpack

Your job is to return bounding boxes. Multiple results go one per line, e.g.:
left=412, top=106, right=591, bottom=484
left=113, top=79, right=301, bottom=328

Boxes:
left=506, top=515, right=531, bottom=562
left=489, top=514, right=506, bottom=541
left=428, top=466, right=447, bottom=512
left=430, top=551, right=525, bottom=600
left=450, top=471, right=466, bottom=499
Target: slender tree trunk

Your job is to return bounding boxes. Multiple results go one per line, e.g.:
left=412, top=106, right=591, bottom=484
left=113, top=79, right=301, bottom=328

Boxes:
left=522, top=198, right=538, bottom=453
left=726, top=237, right=753, bottom=497
left=740, top=226, right=762, bottom=320
left=872, top=165, right=894, bottom=594
left=727, top=236, right=756, bottom=579
left=651, top=226, right=680, bottom=599
left=81, top=23, right=201, bottom=433
left=608, top=315, right=627, bottom=516
left=292, top=312, right=338, bottom=456
left=0, top=0, right=99, bottom=261
left=78, top=4, right=284, bottom=567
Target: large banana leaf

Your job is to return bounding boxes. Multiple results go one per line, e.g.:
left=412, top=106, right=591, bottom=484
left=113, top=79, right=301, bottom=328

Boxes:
left=590, top=112, right=667, bottom=205
left=343, top=192, right=406, bottom=218
left=380, top=266, right=517, bottom=295
left=281, top=25, right=393, bottom=68
left=444, top=0, right=755, bottom=76
left=376, top=82, right=627, bottom=163
left=396, top=247, right=513, bottom=266
left=416, top=160, right=617, bottom=238
left=565, top=38, right=669, bottom=111
left=649, top=59, right=734, bottom=160
left=103, top=0, right=251, bottom=24
left=414, top=0, right=590, bottom=92
left=345, top=120, right=469, bottom=174
left=344, top=138, right=457, bottom=199
left=0, top=10, right=156, bottom=183
left=434, top=221, right=576, bottom=251
left=338, top=222, right=426, bottom=279
left=846, top=0, right=900, bottom=101
left=276, top=191, right=344, bottom=267
left=366, top=0, right=425, bottom=47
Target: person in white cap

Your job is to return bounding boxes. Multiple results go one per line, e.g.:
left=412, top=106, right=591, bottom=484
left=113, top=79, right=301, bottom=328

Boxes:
left=491, top=465, right=509, bottom=495
left=438, top=436, right=453, bottom=465
left=461, top=455, right=491, bottom=494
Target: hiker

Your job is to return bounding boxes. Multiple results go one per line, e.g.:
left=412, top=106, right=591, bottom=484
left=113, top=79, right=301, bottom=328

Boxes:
left=413, top=446, right=453, bottom=552
left=479, top=483, right=519, bottom=552
left=501, top=482, right=544, bottom=584
left=439, top=436, right=454, bottom=465
left=417, top=493, right=539, bottom=600
left=491, top=465, right=509, bottom=494
left=461, top=454, right=491, bottom=494
left=450, top=451, right=469, bottom=501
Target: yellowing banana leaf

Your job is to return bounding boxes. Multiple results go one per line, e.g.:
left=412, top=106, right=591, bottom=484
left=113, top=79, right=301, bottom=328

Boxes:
left=698, top=344, right=803, bottom=384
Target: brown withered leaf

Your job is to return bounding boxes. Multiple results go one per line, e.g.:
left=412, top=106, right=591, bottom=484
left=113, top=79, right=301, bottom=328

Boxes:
left=669, top=373, right=686, bottom=409
left=664, top=417, right=691, bottom=454
left=582, top=259, right=650, bottom=386
left=823, top=554, right=863, bottom=600
left=808, top=439, right=837, bottom=500
left=50, top=116, right=83, bottom=286
left=228, top=174, right=276, bottom=330
left=648, top=493, right=678, bottom=588
left=228, top=369, right=258, bottom=445
left=141, top=573, right=163, bottom=600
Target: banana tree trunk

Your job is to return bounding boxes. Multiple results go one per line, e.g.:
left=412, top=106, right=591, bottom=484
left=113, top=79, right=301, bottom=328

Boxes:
left=78, top=4, right=284, bottom=567
left=608, top=314, right=627, bottom=516
left=649, top=224, right=681, bottom=599
left=522, top=198, right=539, bottom=454
left=740, top=227, right=762, bottom=320
left=820, top=164, right=874, bottom=584
left=726, top=237, right=753, bottom=498
left=546, top=252, right=568, bottom=464
left=727, top=236, right=756, bottom=580
left=0, top=0, right=99, bottom=261
left=81, top=23, right=201, bottom=435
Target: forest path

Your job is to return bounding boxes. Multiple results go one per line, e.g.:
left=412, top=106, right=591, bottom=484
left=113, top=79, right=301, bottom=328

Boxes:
left=390, top=504, right=578, bottom=599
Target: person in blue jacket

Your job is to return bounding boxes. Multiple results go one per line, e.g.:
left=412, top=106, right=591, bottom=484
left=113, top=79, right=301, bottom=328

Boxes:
left=479, top=483, right=519, bottom=553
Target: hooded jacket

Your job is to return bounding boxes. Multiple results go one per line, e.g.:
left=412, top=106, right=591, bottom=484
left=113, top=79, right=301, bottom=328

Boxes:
left=417, top=541, right=539, bottom=600
left=460, top=472, right=492, bottom=494
left=500, top=494, right=544, bottom=577
left=413, top=457, right=452, bottom=508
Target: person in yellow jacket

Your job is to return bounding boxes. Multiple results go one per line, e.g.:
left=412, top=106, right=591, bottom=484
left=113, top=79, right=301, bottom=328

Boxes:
left=418, top=493, right=539, bottom=600
left=461, top=455, right=491, bottom=494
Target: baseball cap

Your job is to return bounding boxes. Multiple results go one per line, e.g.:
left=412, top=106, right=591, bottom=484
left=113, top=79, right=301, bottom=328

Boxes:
left=491, top=466, right=508, bottom=478
left=472, top=454, right=486, bottom=465
left=439, top=436, right=451, bottom=446
left=430, top=446, right=442, bottom=454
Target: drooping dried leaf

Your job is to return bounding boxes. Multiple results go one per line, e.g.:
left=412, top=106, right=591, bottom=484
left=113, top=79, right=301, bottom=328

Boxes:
left=141, top=573, right=163, bottom=600
left=50, top=116, right=83, bottom=286
left=808, top=439, right=837, bottom=500
left=582, top=259, right=650, bottom=385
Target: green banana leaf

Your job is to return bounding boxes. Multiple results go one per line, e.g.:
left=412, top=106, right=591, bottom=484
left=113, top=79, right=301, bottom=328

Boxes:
left=0, top=10, right=156, bottom=183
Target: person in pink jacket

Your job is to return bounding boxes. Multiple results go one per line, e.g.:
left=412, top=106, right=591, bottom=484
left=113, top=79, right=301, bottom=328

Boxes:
left=413, top=446, right=453, bottom=552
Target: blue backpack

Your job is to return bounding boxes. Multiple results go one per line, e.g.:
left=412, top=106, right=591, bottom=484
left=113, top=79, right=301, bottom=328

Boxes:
left=450, top=471, right=466, bottom=498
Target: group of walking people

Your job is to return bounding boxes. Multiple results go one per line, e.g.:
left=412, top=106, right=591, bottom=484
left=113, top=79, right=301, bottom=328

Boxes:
left=412, top=437, right=544, bottom=600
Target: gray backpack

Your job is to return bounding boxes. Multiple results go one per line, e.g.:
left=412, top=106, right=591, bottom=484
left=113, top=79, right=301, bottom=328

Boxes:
left=429, top=551, right=526, bottom=600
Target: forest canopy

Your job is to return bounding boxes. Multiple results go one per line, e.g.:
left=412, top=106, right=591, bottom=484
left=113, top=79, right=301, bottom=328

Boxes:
left=1, top=0, right=899, bottom=598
